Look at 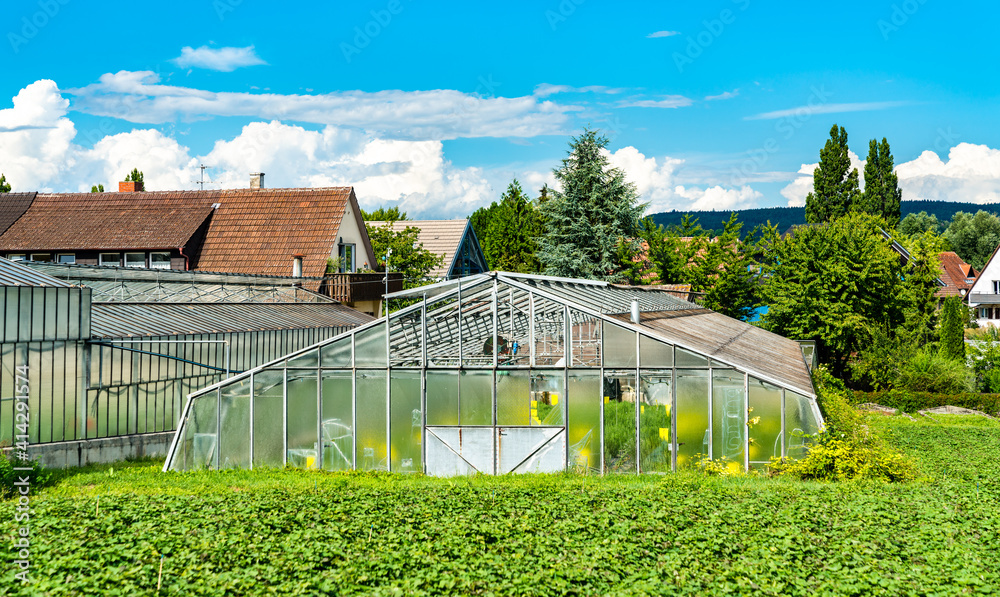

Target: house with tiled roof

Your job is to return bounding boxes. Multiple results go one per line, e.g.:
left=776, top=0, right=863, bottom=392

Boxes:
left=368, top=219, right=488, bottom=280
left=0, top=175, right=394, bottom=315
left=967, top=244, right=1000, bottom=327
left=935, top=251, right=977, bottom=299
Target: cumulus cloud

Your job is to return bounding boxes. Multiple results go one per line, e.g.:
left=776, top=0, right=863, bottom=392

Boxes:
left=895, top=143, right=1000, bottom=203
left=68, top=71, right=574, bottom=140
left=172, top=46, right=267, bottom=72
left=602, top=146, right=762, bottom=214
left=0, top=80, right=498, bottom=217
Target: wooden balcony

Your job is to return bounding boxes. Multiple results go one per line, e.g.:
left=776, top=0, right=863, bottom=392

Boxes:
left=320, top=272, right=403, bottom=304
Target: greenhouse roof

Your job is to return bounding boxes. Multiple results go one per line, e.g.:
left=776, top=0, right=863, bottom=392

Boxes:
left=0, top=257, right=76, bottom=288
left=23, top=262, right=333, bottom=303
left=90, top=302, right=374, bottom=339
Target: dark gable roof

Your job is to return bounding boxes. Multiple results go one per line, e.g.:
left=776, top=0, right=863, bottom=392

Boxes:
left=0, top=192, right=214, bottom=251
left=0, top=187, right=360, bottom=281
left=0, top=192, right=36, bottom=237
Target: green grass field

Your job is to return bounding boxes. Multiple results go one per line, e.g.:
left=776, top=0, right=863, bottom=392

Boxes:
left=2, top=413, right=998, bottom=596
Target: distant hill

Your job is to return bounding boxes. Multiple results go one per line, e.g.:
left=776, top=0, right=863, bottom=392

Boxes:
left=648, top=201, right=1000, bottom=236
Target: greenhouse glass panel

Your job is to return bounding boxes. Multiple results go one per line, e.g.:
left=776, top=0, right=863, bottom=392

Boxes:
left=425, top=370, right=459, bottom=426
left=639, top=335, right=673, bottom=368
left=533, top=295, right=565, bottom=366
left=712, top=369, right=745, bottom=471
left=425, top=427, right=494, bottom=476
left=640, top=370, right=673, bottom=473
left=286, top=369, right=319, bottom=469
left=286, top=348, right=318, bottom=368
left=496, top=284, right=531, bottom=367
left=675, top=369, right=709, bottom=469
left=676, top=347, right=709, bottom=367
left=496, top=369, right=530, bottom=426
left=531, top=370, right=564, bottom=426
left=320, top=337, right=352, bottom=368
left=459, top=281, right=496, bottom=368
left=748, top=377, right=782, bottom=464
left=389, top=310, right=423, bottom=367
left=390, top=370, right=422, bottom=472
left=219, top=379, right=251, bottom=469
left=570, top=310, right=601, bottom=367
left=459, top=370, right=492, bottom=426
left=786, top=390, right=820, bottom=458
left=356, top=370, right=388, bottom=471
left=603, top=369, right=636, bottom=473
left=498, top=427, right=565, bottom=474
left=603, top=321, right=636, bottom=368
left=567, top=369, right=600, bottom=473
left=252, top=369, right=285, bottom=468
left=190, top=391, right=219, bottom=469
left=321, top=370, right=353, bottom=471
left=355, top=324, right=387, bottom=367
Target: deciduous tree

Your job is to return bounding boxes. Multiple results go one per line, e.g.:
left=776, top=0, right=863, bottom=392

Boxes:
left=943, top=210, right=1000, bottom=270
left=0, top=174, right=10, bottom=193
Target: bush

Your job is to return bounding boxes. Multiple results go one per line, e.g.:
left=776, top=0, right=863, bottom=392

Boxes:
left=770, top=367, right=917, bottom=482
left=0, top=452, right=52, bottom=499
left=897, top=348, right=972, bottom=393
left=850, top=389, right=1000, bottom=416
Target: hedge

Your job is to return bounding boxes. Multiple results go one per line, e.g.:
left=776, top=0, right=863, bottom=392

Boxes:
left=851, top=389, right=1000, bottom=416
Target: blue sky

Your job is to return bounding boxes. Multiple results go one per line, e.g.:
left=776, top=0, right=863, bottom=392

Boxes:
left=3, top=0, right=999, bottom=217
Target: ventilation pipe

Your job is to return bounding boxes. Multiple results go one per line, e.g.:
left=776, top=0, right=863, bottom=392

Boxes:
left=250, top=172, right=265, bottom=189
left=631, top=299, right=640, bottom=324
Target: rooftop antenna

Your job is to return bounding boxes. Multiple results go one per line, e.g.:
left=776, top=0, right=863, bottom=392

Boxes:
left=193, top=164, right=214, bottom=190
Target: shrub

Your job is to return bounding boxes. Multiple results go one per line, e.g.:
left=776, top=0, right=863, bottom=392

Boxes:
left=0, top=452, right=52, bottom=499
left=771, top=367, right=917, bottom=482
left=897, top=348, right=972, bottom=394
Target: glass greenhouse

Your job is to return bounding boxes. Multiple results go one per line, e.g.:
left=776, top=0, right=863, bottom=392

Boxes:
left=165, top=272, right=822, bottom=475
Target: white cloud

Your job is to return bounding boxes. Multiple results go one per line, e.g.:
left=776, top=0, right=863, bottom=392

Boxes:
left=647, top=30, right=680, bottom=38
left=705, top=89, right=739, bottom=101
left=746, top=101, right=910, bottom=121
left=0, top=80, right=500, bottom=218
left=603, top=146, right=762, bottom=213
left=617, top=96, right=693, bottom=109
left=533, top=83, right=628, bottom=97
left=778, top=150, right=867, bottom=207
left=894, top=143, right=1000, bottom=203
left=68, top=71, right=574, bottom=141
left=172, top=46, right=267, bottom=72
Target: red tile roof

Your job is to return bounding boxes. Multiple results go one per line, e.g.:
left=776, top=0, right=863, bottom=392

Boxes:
left=936, top=251, right=977, bottom=298
left=0, top=192, right=214, bottom=251
left=0, top=192, right=36, bottom=236
left=0, top=187, right=365, bottom=282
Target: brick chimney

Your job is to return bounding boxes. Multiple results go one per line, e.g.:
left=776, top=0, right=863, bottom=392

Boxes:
left=250, top=172, right=265, bottom=189
left=119, top=180, right=144, bottom=192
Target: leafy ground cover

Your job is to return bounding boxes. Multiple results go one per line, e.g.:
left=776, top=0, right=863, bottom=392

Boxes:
left=2, top=414, right=998, bottom=596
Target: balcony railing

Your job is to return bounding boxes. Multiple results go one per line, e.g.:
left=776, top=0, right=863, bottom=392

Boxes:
left=320, top=272, right=403, bottom=304
left=968, top=292, right=1000, bottom=305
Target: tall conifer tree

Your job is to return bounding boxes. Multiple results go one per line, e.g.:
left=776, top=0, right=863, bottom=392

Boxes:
left=859, top=137, right=902, bottom=228
left=805, top=125, right=860, bottom=223
left=538, top=129, right=646, bottom=281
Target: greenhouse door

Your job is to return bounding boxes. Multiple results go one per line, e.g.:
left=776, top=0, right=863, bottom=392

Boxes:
left=425, top=427, right=496, bottom=476
left=496, top=427, right=566, bottom=474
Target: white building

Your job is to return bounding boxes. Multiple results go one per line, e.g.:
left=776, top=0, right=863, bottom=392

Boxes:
left=967, top=246, right=1000, bottom=327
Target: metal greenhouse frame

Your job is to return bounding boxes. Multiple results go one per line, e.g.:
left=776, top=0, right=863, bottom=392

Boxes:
left=164, top=272, right=822, bottom=476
